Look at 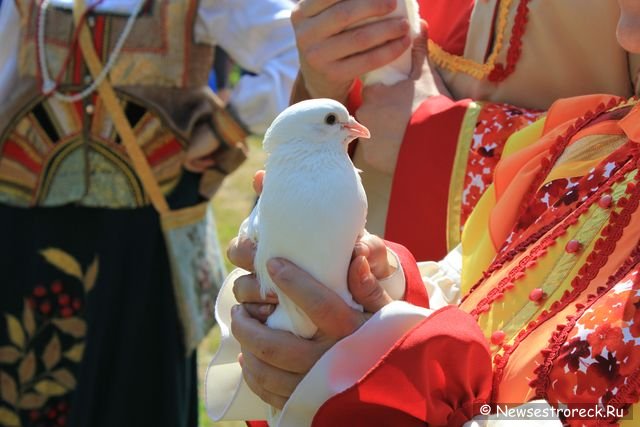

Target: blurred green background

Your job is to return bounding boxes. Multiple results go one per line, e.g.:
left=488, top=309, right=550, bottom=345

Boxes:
left=197, top=136, right=266, bottom=427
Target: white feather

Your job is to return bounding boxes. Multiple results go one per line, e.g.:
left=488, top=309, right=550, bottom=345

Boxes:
left=238, top=99, right=367, bottom=338
left=362, top=0, right=422, bottom=86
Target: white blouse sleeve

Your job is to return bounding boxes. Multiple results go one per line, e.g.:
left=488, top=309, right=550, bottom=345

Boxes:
left=195, top=0, right=299, bottom=134
left=353, top=245, right=462, bottom=307
left=205, top=268, right=433, bottom=426
left=419, top=244, right=463, bottom=309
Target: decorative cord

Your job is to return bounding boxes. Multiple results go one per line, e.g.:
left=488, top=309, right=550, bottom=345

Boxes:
left=37, top=0, right=145, bottom=103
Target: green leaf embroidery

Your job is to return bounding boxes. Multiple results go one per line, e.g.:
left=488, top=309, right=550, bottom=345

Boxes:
left=18, top=393, right=47, bottom=410
left=42, top=334, right=61, bottom=370
left=0, top=371, right=18, bottom=406
left=40, top=248, right=83, bottom=280
left=34, top=380, right=67, bottom=397
left=18, top=351, right=36, bottom=384
left=5, top=315, right=25, bottom=349
left=83, top=256, right=99, bottom=292
left=0, top=347, right=21, bottom=364
left=0, top=407, right=21, bottom=426
left=52, top=318, right=86, bottom=338
left=63, top=344, right=85, bottom=362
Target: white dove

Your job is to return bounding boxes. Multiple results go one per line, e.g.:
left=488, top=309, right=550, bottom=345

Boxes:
left=361, top=0, right=422, bottom=86
left=239, top=98, right=370, bottom=338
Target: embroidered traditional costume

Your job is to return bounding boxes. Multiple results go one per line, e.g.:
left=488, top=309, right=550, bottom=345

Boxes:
left=210, top=95, right=640, bottom=426
left=294, top=0, right=640, bottom=261
left=0, top=1, right=297, bottom=426
left=316, top=96, right=640, bottom=426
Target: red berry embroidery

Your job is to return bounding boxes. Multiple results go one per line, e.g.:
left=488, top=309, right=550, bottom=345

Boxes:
left=51, top=280, right=63, bottom=294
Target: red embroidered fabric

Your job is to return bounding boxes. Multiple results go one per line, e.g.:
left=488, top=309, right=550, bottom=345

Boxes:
left=462, top=98, right=625, bottom=300
left=490, top=158, right=640, bottom=403
left=503, top=146, right=633, bottom=255
left=543, top=268, right=640, bottom=425
left=460, top=103, right=543, bottom=229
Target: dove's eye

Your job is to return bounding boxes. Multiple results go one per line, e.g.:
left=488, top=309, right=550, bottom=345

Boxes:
left=324, top=113, right=337, bottom=125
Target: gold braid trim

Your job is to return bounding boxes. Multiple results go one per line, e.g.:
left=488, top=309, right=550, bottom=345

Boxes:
left=427, top=0, right=513, bottom=79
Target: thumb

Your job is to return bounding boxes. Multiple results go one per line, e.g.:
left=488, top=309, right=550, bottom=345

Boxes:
left=348, top=256, right=393, bottom=313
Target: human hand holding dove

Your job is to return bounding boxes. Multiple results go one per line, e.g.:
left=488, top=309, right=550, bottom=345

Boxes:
left=205, top=99, right=399, bottom=425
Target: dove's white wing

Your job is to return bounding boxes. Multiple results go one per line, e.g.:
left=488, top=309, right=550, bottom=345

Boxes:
left=255, top=154, right=366, bottom=338
left=238, top=198, right=261, bottom=243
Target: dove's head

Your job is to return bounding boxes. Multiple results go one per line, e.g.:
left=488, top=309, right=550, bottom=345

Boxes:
left=262, top=99, right=370, bottom=154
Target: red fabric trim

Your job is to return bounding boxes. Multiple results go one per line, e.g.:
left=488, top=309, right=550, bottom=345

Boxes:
left=469, top=152, right=637, bottom=318
left=2, top=140, right=42, bottom=173
left=384, top=240, right=429, bottom=308
left=487, top=0, right=532, bottom=82
left=490, top=155, right=640, bottom=402
left=610, top=366, right=640, bottom=411
left=459, top=103, right=543, bottom=230
left=246, top=421, right=268, bottom=427
left=72, top=39, right=83, bottom=86
left=535, top=248, right=640, bottom=398
left=146, top=138, right=183, bottom=166
left=419, top=0, right=474, bottom=56
left=347, top=80, right=363, bottom=159
left=386, top=95, right=471, bottom=262
left=93, top=15, right=105, bottom=62
left=312, top=306, right=492, bottom=427
left=182, top=0, right=198, bottom=87
left=511, top=99, right=622, bottom=240
left=462, top=97, right=626, bottom=301
left=346, top=79, right=363, bottom=115
left=543, top=95, right=623, bottom=136
left=530, top=172, right=640, bottom=396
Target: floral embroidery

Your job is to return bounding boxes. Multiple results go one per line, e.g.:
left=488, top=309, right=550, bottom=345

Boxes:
left=0, top=248, right=98, bottom=427
left=501, top=146, right=632, bottom=257
left=545, top=270, right=640, bottom=424
left=486, top=155, right=640, bottom=404
left=460, top=104, right=542, bottom=228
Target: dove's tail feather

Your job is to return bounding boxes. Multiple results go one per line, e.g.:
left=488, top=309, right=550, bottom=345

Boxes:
left=362, top=57, right=414, bottom=86
left=267, top=302, right=318, bottom=338
left=238, top=201, right=260, bottom=243
left=255, top=261, right=319, bottom=338
left=362, top=0, right=422, bottom=86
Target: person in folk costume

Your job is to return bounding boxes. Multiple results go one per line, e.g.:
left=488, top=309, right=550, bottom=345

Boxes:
left=218, top=0, right=640, bottom=425
left=0, top=0, right=298, bottom=426
left=289, top=0, right=640, bottom=262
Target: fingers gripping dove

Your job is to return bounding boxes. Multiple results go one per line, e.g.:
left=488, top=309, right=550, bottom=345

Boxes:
left=360, top=0, right=422, bottom=86
left=240, top=98, right=371, bottom=338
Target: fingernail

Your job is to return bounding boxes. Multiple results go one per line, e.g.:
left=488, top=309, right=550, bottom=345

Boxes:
left=265, top=290, right=277, bottom=299
left=358, top=257, right=371, bottom=283
left=231, top=304, right=240, bottom=314
left=267, top=258, right=285, bottom=276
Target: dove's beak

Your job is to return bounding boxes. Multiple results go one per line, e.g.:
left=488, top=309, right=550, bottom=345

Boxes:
left=342, top=117, right=370, bottom=140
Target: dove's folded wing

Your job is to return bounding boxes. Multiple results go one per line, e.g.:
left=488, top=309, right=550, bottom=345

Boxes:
left=205, top=269, right=270, bottom=422
left=238, top=198, right=261, bottom=243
